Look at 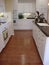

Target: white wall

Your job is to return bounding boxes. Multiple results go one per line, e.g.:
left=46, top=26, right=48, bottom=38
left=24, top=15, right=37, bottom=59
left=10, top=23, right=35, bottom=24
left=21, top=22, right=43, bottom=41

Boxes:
left=13, top=0, right=18, bottom=10
left=0, top=0, right=5, bottom=12
left=48, top=7, right=49, bottom=23
left=47, top=0, right=49, bottom=23
left=17, top=2, right=36, bottom=13
left=36, top=0, right=48, bottom=20
left=13, top=0, right=36, bottom=11
left=13, top=0, right=36, bottom=19
left=5, top=0, right=13, bottom=12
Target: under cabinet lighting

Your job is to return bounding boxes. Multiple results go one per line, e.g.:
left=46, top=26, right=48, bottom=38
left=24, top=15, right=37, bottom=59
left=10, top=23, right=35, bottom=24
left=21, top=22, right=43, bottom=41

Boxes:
left=0, top=13, right=4, bottom=17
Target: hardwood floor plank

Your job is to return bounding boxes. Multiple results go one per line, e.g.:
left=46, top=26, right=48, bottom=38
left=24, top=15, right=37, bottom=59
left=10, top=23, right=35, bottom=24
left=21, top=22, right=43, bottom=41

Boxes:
left=0, top=30, right=43, bottom=65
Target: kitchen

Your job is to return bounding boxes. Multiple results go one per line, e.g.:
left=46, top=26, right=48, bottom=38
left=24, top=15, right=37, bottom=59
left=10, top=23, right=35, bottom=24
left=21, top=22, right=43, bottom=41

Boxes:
left=0, top=0, right=49, bottom=65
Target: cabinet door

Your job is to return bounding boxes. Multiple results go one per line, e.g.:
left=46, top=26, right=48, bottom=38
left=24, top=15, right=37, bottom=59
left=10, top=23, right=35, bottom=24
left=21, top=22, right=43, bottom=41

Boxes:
left=33, top=24, right=40, bottom=46
left=38, top=40, right=46, bottom=62
left=0, top=32, right=4, bottom=52
left=7, top=22, right=11, bottom=38
left=33, top=28, right=37, bottom=44
left=33, top=24, right=38, bottom=48
left=38, top=30, right=46, bottom=62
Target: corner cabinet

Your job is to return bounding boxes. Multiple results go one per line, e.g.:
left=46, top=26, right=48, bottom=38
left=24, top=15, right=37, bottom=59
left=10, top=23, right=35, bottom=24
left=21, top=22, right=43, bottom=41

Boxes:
left=33, top=23, right=49, bottom=65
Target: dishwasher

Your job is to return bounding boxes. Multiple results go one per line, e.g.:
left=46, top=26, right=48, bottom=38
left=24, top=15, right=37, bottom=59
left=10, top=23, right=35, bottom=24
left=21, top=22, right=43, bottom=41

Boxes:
left=2, top=28, right=8, bottom=41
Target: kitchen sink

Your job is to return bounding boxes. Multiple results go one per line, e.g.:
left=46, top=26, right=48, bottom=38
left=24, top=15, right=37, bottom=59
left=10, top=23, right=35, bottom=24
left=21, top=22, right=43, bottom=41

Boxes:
left=37, top=23, right=49, bottom=26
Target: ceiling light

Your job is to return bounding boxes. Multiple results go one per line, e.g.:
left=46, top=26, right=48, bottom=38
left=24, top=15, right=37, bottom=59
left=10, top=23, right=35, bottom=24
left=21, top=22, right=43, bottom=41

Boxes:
left=48, top=3, right=49, bottom=6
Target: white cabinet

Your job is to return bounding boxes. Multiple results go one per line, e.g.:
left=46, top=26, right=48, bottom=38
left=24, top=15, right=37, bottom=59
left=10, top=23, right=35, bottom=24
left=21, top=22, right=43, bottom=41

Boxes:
left=0, top=22, right=14, bottom=53
left=7, top=22, right=14, bottom=37
left=0, top=32, right=4, bottom=52
left=14, top=19, right=34, bottom=30
left=0, top=23, right=8, bottom=52
left=33, top=23, right=49, bottom=65
left=37, top=29, right=46, bottom=62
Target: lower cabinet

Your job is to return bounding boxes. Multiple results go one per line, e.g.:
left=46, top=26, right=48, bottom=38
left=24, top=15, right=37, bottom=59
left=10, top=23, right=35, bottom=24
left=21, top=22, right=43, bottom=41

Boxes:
left=0, top=22, right=14, bottom=53
left=14, top=19, right=34, bottom=30
left=33, top=23, right=49, bottom=65
left=0, top=32, right=4, bottom=52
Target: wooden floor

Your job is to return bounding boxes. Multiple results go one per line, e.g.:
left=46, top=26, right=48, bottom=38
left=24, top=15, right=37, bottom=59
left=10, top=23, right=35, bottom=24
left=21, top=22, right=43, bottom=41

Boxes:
left=0, top=30, right=43, bottom=65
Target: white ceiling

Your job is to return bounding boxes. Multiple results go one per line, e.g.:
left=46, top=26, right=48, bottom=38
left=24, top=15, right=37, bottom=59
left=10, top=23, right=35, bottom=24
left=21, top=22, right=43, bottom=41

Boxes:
left=18, top=0, right=36, bottom=3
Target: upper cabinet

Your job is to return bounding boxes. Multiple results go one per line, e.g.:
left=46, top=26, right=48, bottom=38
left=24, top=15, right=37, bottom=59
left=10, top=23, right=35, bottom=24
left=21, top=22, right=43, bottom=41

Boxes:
left=0, top=0, right=5, bottom=12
